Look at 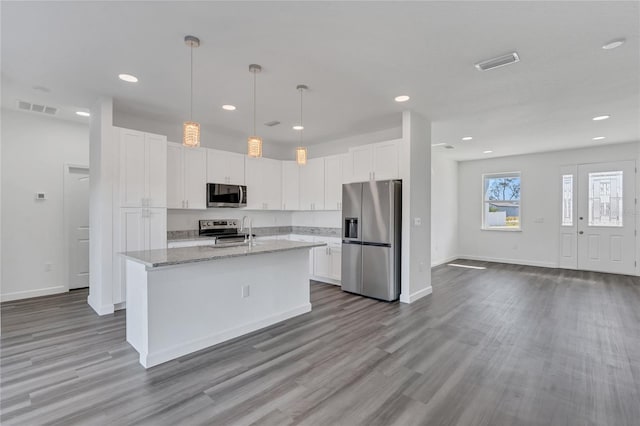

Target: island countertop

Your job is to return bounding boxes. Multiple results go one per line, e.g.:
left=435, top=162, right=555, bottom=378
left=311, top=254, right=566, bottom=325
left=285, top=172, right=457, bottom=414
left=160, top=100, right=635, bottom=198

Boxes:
left=123, top=240, right=326, bottom=269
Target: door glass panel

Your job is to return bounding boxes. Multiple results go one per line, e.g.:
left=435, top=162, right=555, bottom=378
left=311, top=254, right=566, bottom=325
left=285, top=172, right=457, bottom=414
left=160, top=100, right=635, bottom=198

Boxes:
left=588, top=171, right=623, bottom=227
left=562, top=174, right=573, bottom=226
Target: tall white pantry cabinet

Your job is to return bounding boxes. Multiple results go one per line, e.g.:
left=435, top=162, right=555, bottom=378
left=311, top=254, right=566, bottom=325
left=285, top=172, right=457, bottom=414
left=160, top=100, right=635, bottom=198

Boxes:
left=113, top=128, right=168, bottom=305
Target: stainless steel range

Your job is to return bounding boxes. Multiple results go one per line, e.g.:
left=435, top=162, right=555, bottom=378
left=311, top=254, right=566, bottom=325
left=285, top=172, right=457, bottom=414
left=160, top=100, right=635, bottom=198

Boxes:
left=199, top=219, right=253, bottom=245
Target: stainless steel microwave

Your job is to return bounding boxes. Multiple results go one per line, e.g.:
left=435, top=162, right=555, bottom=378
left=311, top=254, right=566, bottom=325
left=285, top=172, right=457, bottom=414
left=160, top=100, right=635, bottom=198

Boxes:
left=206, top=183, right=247, bottom=208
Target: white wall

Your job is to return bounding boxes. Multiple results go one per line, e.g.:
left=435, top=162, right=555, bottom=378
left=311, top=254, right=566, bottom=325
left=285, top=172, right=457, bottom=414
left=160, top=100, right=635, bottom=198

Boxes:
left=431, top=154, right=458, bottom=266
left=458, top=142, right=639, bottom=269
left=1, top=109, right=89, bottom=301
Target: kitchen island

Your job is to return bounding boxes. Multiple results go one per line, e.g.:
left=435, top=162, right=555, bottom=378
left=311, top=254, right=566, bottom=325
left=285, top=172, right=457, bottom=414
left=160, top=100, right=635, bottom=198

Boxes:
left=123, top=240, right=325, bottom=368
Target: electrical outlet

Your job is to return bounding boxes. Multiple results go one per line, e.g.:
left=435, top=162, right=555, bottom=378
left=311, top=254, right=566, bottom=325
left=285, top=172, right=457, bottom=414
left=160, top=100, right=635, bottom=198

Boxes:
left=414, top=217, right=422, bottom=226
left=242, top=285, right=250, bottom=298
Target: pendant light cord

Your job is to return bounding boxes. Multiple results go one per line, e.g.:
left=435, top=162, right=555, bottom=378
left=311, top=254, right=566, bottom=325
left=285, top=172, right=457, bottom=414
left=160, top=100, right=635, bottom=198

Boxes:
left=190, top=45, right=193, bottom=121
left=253, top=70, right=257, bottom=136
left=299, top=88, right=304, bottom=144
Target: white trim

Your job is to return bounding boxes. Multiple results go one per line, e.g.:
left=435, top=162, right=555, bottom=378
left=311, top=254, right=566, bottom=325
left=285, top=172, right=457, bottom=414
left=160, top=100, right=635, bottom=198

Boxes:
left=140, top=303, right=312, bottom=368
left=114, top=301, right=126, bottom=311
left=457, top=255, right=557, bottom=269
left=1, top=286, right=66, bottom=302
left=431, top=255, right=458, bottom=267
left=87, top=294, right=115, bottom=316
left=399, top=286, right=432, bottom=304
left=310, top=276, right=341, bottom=286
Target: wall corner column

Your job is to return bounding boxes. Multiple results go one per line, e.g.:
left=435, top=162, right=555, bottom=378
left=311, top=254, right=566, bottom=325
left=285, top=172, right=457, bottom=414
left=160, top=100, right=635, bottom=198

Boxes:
left=399, top=110, right=432, bottom=303
left=88, top=97, right=115, bottom=315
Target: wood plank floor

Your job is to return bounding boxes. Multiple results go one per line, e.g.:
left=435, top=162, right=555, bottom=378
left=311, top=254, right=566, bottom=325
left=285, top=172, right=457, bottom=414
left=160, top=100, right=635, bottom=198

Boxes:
left=2, top=261, right=640, bottom=425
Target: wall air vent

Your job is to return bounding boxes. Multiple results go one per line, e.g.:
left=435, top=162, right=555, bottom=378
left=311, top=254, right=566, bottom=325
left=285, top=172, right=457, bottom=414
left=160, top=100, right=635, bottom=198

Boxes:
left=474, top=52, right=520, bottom=71
left=16, top=100, right=58, bottom=115
left=264, top=120, right=280, bottom=127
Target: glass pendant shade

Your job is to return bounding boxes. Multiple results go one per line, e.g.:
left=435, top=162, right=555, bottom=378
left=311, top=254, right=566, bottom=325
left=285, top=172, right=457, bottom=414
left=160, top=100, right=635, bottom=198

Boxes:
left=247, top=136, right=263, bottom=158
left=183, top=121, right=200, bottom=148
left=296, top=147, right=307, bottom=165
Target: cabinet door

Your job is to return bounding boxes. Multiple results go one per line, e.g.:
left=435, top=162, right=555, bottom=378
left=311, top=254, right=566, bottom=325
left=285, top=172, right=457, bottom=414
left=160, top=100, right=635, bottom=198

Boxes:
left=115, top=208, right=145, bottom=304
left=119, top=129, right=146, bottom=207
left=263, top=158, right=282, bottom=210
left=207, top=149, right=246, bottom=185
left=329, top=246, right=342, bottom=280
left=183, top=147, right=207, bottom=209
left=244, top=157, right=265, bottom=209
left=350, top=145, right=373, bottom=182
left=372, top=140, right=399, bottom=180
left=146, top=208, right=167, bottom=250
left=167, top=143, right=184, bottom=208
left=282, top=161, right=299, bottom=210
left=313, top=246, right=330, bottom=278
left=145, top=133, right=167, bottom=207
left=226, top=152, right=246, bottom=185
left=300, top=158, right=325, bottom=210
left=324, top=155, right=343, bottom=210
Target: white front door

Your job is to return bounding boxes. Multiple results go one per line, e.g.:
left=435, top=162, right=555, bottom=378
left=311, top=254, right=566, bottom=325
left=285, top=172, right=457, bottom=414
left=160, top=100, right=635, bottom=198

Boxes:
left=576, top=161, right=636, bottom=275
left=66, top=166, right=90, bottom=289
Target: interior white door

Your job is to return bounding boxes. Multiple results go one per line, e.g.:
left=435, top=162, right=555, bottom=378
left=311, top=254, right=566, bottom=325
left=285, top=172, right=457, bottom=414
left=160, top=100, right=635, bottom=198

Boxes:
left=66, top=166, right=90, bottom=289
left=577, top=160, right=636, bottom=275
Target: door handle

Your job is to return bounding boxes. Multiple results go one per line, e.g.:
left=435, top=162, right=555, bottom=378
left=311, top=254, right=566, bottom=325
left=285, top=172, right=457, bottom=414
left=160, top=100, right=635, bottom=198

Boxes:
left=578, top=231, right=584, bottom=235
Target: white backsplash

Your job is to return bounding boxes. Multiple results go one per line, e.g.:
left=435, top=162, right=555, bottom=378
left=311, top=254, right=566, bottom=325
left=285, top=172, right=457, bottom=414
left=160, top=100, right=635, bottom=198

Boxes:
left=167, top=209, right=293, bottom=231
left=167, top=209, right=341, bottom=231
left=291, top=211, right=341, bottom=228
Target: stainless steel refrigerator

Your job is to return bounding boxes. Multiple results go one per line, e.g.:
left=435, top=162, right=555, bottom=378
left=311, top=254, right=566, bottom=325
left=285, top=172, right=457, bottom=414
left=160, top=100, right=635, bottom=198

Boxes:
left=341, top=180, right=402, bottom=301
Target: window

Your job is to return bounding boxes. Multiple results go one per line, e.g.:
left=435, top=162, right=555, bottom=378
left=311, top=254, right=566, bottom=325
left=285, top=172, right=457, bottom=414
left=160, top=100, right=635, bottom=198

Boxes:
left=562, top=174, right=574, bottom=226
left=588, top=171, right=623, bottom=227
left=483, top=172, right=521, bottom=230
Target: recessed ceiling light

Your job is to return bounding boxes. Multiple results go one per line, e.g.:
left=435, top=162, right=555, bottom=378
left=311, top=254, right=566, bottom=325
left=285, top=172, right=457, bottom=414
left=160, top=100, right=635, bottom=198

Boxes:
left=592, top=136, right=606, bottom=141
left=483, top=150, right=493, bottom=154
left=602, top=38, right=626, bottom=50
left=394, top=95, right=410, bottom=102
left=222, top=105, right=236, bottom=111
left=118, top=73, right=138, bottom=83
left=293, top=125, right=304, bottom=130
left=461, top=136, right=473, bottom=141
left=592, top=115, right=610, bottom=121
left=76, top=111, right=90, bottom=117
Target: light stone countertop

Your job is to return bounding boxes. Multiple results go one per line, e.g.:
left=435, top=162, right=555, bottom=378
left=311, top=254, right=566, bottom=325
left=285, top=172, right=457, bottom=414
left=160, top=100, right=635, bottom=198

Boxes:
left=123, top=240, right=326, bottom=269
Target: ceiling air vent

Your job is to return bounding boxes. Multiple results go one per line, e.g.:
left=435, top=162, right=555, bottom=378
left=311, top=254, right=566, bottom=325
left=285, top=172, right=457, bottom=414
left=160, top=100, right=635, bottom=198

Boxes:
left=16, top=100, right=58, bottom=115
left=264, top=120, right=280, bottom=127
left=474, top=52, right=520, bottom=71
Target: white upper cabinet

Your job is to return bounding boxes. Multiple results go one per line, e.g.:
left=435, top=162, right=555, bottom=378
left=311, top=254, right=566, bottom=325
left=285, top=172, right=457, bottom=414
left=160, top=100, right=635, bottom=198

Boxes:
left=207, top=149, right=245, bottom=185
left=245, top=157, right=282, bottom=210
left=346, top=139, right=401, bottom=182
left=299, top=158, right=325, bottom=210
left=324, top=154, right=345, bottom=210
left=119, top=128, right=167, bottom=208
left=167, top=143, right=184, bottom=209
left=166, top=142, right=207, bottom=209
left=282, top=161, right=300, bottom=211
left=183, top=147, right=207, bottom=209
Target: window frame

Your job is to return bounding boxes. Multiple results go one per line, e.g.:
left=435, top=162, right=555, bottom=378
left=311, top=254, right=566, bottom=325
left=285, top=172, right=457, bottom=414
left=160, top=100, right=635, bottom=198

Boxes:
left=481, top=171, right=522, bottom=232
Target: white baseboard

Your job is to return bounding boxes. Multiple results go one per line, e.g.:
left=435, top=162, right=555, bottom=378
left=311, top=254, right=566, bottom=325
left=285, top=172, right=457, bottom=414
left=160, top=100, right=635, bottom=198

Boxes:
left=311, top=276, right=341, bottom=286
left=1, top=285, right=66, bottom=302
left=400, top=286, right=433, bottom=304
left=457, top=255, right=557, bottom=269
left=87, top=294, right=115, bottom=316
left=431, top=255, right=459, bottom=267
left=142, top=303, right=312, bottom=368
left=114, top=302, right=126, bottom=311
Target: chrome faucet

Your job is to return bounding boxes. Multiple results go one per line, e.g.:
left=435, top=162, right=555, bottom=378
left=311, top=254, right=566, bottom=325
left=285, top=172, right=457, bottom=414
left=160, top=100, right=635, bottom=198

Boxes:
left=240, top=216, right=254, bottom=247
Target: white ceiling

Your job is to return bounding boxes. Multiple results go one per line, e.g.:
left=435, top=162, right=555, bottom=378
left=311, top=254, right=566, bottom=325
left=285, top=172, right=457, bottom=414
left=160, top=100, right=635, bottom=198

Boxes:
left=2, top=1, right=638, bottom=160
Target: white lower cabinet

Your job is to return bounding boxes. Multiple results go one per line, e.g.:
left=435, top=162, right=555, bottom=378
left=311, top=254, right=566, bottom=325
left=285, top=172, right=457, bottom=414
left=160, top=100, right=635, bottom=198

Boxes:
left=313, top=243, right=341, bottom=283
left=114, top=207, right=167, bottom=304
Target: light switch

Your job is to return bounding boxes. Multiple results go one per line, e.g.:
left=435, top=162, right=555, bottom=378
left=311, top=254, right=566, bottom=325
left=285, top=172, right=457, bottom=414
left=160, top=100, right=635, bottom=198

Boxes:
left=414, top=217, right=422, bottom=226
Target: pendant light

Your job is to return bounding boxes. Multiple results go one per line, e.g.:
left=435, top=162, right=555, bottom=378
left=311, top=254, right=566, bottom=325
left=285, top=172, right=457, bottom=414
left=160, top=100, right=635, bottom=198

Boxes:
left=183, top=35, right=200, bottom=148
left=247, top=64, right=263, bottom=158
left=295, top=84, right=308, bottom=165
